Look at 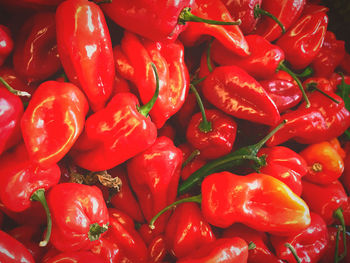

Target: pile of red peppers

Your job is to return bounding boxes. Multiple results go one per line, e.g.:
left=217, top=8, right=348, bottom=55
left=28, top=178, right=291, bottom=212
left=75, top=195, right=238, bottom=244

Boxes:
left=1, top=0, right=350, bottom=262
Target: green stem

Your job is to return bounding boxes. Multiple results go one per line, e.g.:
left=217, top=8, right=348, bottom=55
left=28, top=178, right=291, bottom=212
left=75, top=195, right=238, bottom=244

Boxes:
left=284, top=243, right=301, bottom=263
left=191, top=76, right=207, bottom=86
left=88, top=223, right=109, bottom=241
left=179, top=7, right=241, bottom=25
left=138, top=63, right=159, bottom=117
left=254, top=4, right=285, bottom=33
left=0, top=77, right=31, bottom=97
left=306, top=83, right=340, bottom=104
left=149, top=194, right=202, bottom=229
left=248, top=241, right=256, bottom=250
left=344, top=129, right=350, bottom=140
left=177, top=120, right=286, bottom=195
left=207, top=39, right=214, bottom=73
left=335, top=227, right=341, bottom=263
left=182, top=149, right=201, bottom=168
left=296, top=66, right=314, bottom=78
left=334, top=207, right=347, bottom=262
left=30, top=189, right=51, bottom=247
left=190, top=85, right=212, bottom=132
left=278, top=62, right=310, bottom=108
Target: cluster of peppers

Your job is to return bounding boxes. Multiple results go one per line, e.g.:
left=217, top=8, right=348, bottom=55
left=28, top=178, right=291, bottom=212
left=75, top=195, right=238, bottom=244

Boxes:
left=0, top=0, right=350, bottom=262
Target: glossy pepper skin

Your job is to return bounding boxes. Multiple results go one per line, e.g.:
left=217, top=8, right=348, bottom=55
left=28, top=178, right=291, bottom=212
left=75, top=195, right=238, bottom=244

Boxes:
left=300, top=141, right=344, bottom=185
left=270, top=212, right=328, bottom=263
left=0, top=230, right=35, bottom=263
left=56, top=0, right=115, bottom=112
left=0, top=25, right=13, bottom=66
left=47, top=183, right=109, bottom=252
left=179, top=0, right=249, bottom=56
left=12, top=12, right=61, bottom=84
left=177, top=237, right=248, bottom=263
left=165, top=202, right=216, bottom=259
left=201, top=172, right=311, bottom=234
left=21, top=80, right=88, bottom=168
left=101, top=0, right=193, bottom=41
left=148, top=235, right=168, bottom=263
left=114, top=31, right=189, bottom=128
left=45, top=251, right=105, bottom=263
left=70, top=92, right=157, bottom=171
left=211, top=34, right=285, bottom=80
left=258, top=146, right=308, bottom=196
left=267, top=91, right=350, bottom=146
left=201, top=65, right=280, bottom=126
left=222, top=223, right=283, bottom=263
left=127, top=136, right=182, bottom=232
left=276, top=11, right=328, bottom=70
left=0, top=143, right=60, bottom=212
left=253, top=0, right=306, bottom=42
left=186, top=109, right=237, bottom=160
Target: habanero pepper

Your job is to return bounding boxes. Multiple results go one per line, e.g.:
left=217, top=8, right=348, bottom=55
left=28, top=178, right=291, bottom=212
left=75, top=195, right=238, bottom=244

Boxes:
left=12, top=12, right=61, bottom=84
left=70, top=63, right=159, bottom=172
left=148, top=235, right=168, bottom=263
left=55, top=0, right=115, bottom=112
left=114, top=31, right=189, bottom=128
left=45, top=251, right=105, bottom=263
left=0, top=25, right=13, bottom=66
left=270, top=212, right=328, bottom=263
left=47, top=183, right=109, bottom=252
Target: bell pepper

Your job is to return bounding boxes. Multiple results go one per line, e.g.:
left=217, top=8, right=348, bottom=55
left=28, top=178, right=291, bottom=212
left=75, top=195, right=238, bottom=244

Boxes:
left=21, top=80, right=88, bottom=168
left=299, top=141, right=344, bottom=185
left=186, top=85, right=237, bottom=160
left=0, top=143, right=60, bottom=246
left=253, top=0, right=306, bottom=42
left=177, top=237, right=249, bottom=263
left=45, top=251, right=105, bottom=263
left=47, top=183, right=109, bottom=252
left=127, top=136, right=182, bottom=234
left=179, top=0, right=249, bottom=56
left=70, top=63, right=159, bottom=172
left=0, top=230, right=35, bottom=263
left=178, top=143, right=207, bottom=181
left=0, top=25, right=13, bottom=66
left=270, top=212, right=328, bottom=263
left=148, top=235, right=168, bottom=263
left=222, top=223, right=283, bottom=263
left=276, top=11, right=328, bottom=70
left=267, top=91, right=350, bottom=146
left=258, top=146, right=308, bottom=196
left=109, top=166, right=144, bottom=223
left=164, top=202, right=216, bottom=259
left=114, top=31, right=189, bottom=128
left=311, top=31, right=346, bottom=78
left=55, top=0, right=115, bottom=112
left=201, top=65, right=280, bottom=126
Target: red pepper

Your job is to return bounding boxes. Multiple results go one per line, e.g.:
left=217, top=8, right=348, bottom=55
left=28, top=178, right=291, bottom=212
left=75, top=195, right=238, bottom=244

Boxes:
left=253, top=0, right=306, bottom=42
left=311, top=31, right=346, bottom=78
left=177, top=237, right=248, bottom=263
left=222, top=223, right=283, bottom=263
left=164, top=202, right=216, bottom=259
left=342, top=150, right=350, bottom=194
left=45, top=251, right=105, bottom=263
left=299, top=141, right=345, bottom=185
left=109, top=166, right=144, bottom=223
left=179, top=0, right=249, bottom=56
left=173, top=92, right=198, bottom=134
left=267, top=91, right=350, bottom=146
left=258, top=146, right=308, bottom=196
left=0, top=25, right=13, bottom=66
left=47, top=183, right=109, bottom=252
left=127, top=136, right=182, bottom=230
left=56, top=0, right=115, bottom=112
left=260, top=79, right=302, bottom=113
left=148, top=235, right=168, bottom=263
left=114, top=31, right=189, bottom=128
left=303, top=77, right=335, bottom=93
left=270, top=212, right=328, bottom=263
left=276, top=11, right=328, bottom=70
left=158, top=123, right=176, bottom=141
left=201, top=65, right=280, bottom=125
left=340, top=52, right=350, bottom=75
left=90, top=235, right=125, bottom=263
left=0, top=230, right=35, bottom=263
left=302, top=2, right=329, bottom=15
left=21, top=80, right=88, bottom=168
left=0, top=0, right=64, bottom=10
left=178, top=143, right=207, bottom=181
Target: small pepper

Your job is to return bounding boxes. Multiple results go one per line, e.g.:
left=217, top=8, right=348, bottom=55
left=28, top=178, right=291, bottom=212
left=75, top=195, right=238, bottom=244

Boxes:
left=56, top=0, right=115, bottom=112
left=148, top=235, right=168, bottom=263
left=45, top=251, right=105, bottom=263
left=0, top=25, right=13, bottom=66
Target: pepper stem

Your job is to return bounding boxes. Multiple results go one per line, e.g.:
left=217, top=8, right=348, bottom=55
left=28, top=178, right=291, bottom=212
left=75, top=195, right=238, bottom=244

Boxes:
left=248, top=241, right=256, bottom=250
left=182, top=149, right=201, bottom=168
left=30, top=189, right=51, bottom=247
left=278, top=62, right=310, bottom=108
left=296, top=66, right=313, bottom=78
left=254, top=4, right=285, bottom=34
left=88, top=223, right=109, bottom=241
left=0, top=77, right=31, bottom=97
left=333, top=207, right=347, bottom=262
left=207, top=39, right=214, bottom=73
left=284, top=243, right=301, bottom=263
left=177, top=120, right=286, bottom=195
left=306, top=83, right=340, bottom=104
left=190, top=85, right=212, bottom=132
left=149, top=194, right=202, bottom=229
left=178, top=7, right=241, bottom=26
left=138, top=63, right=159, bottom=117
